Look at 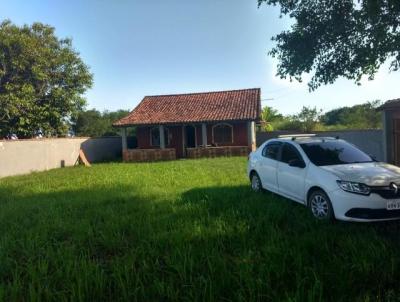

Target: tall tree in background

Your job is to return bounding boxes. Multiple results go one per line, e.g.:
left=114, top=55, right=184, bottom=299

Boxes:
left=72, top=109, right=130, bottom=137
left=258, top=0, right=400, bottom=90
left=295, top=106, right=322, bottom=132
left=322, top=100, right=382, bottom=129
left=0, top=20, right=93, bottom=138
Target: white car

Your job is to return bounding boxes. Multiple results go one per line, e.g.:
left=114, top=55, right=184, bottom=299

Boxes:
left=247, top=135, right=400, bottom=222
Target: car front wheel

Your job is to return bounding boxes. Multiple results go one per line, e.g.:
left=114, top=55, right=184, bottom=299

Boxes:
left=308, top=190, right=334, bottom=220
left=250, top=173, right=262, bottom=192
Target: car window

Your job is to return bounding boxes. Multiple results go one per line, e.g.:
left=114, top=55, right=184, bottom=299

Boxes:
left=262, top=142, right=282, bottom=160
left=300, top=140, right=373, bottom=166
left=281, top=143, right=303, bottom=164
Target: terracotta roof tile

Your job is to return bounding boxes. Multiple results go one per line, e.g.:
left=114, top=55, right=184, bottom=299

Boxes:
left=114, top=88, right=261, bottom=126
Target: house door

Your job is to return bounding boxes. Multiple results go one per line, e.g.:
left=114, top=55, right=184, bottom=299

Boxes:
left=185, top=125, right=196, bottom=148
left=393, top=119, right=400, bottom=165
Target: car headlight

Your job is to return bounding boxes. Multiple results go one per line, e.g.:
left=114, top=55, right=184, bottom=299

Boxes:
left=336, top=180, right=371, bottom=195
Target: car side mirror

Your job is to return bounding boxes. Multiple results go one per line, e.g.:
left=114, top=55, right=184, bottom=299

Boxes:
left=369, top=154, right=378, bottom=162
left=288, top=159, right=306, bottom=168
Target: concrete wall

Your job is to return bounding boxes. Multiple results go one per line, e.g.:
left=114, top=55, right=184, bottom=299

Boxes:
left=256, top=130, right=384, bottom=161
left=0, top=137, right=122, bottom=178
left=81, top=137, right=121, bottom=162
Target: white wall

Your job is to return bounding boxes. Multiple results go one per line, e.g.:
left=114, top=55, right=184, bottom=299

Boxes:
left=0, top=137, right=122, bottom=178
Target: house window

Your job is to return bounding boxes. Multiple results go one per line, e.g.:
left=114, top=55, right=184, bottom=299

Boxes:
left=212, top=123, right=233, bottom=145
left=150, top=127, right=169, bottom=146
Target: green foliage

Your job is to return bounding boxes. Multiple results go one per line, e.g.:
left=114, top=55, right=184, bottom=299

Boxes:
left=260, top=106, right=283, bottom=131
left=270, top=106, right=322, bottom=132
left=72, top=109, right=131, bottom=137
left=258, top=0, right=400, bottom=90
left=295, top=106, right=323, bottom=132
left=0, top=20, right=93, bottom=138
left=1, top=158, right=400, bottom=300
left=272, top=117, right=303, bottom=131
left=265, top=101, right=382, bottom=131
left=321, top=100, right=382, bottom=129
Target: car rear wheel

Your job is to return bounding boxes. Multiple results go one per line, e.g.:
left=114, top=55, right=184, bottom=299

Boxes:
left=308, top=190, right=334, bottom=220
left=250, top=173, right=262, bottom=192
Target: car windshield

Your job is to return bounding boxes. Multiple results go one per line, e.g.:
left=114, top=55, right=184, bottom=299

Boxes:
left=300, top=140, right=373, bottom=166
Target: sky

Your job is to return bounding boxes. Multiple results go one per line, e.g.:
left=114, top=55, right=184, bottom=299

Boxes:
left=1, top=0, right=400, bottom=115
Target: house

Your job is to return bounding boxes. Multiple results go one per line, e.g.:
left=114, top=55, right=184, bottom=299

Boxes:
left=113, top=88, right=261, bottom=162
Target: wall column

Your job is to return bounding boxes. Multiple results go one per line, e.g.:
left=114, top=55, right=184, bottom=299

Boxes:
left=202, top=123, right=207, bottom=147
left=247, top=121, right=256, bottom=151
left=159, top=125, right=165, bottom=149
left=121, top=127, right=128, bottom=151
left=382, top=110, right=388, bottom=163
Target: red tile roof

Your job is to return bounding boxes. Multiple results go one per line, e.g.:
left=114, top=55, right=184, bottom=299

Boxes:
left=113, top=88, right=261, bottom=126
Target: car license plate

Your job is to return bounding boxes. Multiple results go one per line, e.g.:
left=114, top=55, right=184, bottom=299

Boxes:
left=387, top=201, right=400, bottom=210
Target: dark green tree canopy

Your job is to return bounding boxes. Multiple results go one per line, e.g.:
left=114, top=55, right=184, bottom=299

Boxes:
left=258, top=0, right=400, bottom=90
left=0, top=20, right=93, bottom=138
left=72, top=109, right=131, bottom=137
left=261, top=101, right=381, bottom=131
left=321, top=100, right=382, bottom=128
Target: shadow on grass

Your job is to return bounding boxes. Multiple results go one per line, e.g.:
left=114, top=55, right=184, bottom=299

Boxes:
left=180, top=185, right=400, bottom=238
left=178, top=185, right=400, bottom=300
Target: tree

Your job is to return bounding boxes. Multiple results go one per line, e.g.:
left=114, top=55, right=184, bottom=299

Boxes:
left=72, top=109, right=104, bottom=137
left=0, top=20, right=93, bottom=138
left=273, top=116, right=303, bottom=131
left=261, top=106, right=321, bottom=131
left=260, top=105, right=283, bottom=131
left=72, top=109, right=130, bottom=137
left=294, top=106, right=322, bottom=132
left=258, top=0, right=400, bottom=90
left=321, top=100, right=382, bottom=129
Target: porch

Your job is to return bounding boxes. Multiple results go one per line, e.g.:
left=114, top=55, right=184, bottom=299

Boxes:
left=120, top=121, right=256, bottom=162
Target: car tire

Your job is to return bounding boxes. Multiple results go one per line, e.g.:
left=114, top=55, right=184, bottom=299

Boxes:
left=308, top=190, right=334, bottom=221
left=250, top=172, right=263, bottom=192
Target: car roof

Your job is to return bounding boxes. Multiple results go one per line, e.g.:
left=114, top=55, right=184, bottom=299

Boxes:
left=267, top=136, right=340, bottom=145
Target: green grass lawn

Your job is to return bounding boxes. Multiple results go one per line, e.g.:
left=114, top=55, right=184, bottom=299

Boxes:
left=1, top=157, right=400, bottom=301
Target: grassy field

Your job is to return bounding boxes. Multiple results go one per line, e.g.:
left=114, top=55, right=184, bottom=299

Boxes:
left=0, top=157, right=400, bottom=301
